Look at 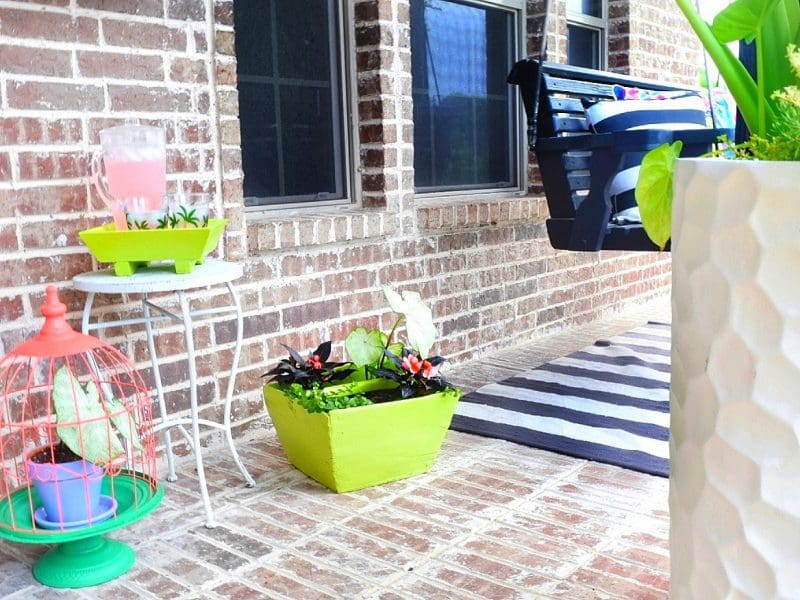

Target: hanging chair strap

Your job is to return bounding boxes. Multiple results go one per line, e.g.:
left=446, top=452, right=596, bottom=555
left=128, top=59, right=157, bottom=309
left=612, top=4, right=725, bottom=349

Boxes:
left=529, top=1, right=551, bottom=146
left=507, top=1, right=551, bottom=148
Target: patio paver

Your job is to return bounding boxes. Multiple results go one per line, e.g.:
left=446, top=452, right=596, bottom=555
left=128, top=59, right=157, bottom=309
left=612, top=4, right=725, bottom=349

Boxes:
left=0, top=296, right=671, bottom=599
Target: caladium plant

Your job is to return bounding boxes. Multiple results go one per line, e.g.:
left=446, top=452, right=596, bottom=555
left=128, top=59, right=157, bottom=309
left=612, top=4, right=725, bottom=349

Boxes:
left=51, top=365, right=142, bottom=465
left=344, top=284, right=437, bottom=373
left=263, top=285, right=455, bottom=411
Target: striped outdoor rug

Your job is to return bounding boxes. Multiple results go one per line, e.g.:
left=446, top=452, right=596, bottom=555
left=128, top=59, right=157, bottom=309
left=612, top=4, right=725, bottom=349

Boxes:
left=450, top=322, right=671, bottom=477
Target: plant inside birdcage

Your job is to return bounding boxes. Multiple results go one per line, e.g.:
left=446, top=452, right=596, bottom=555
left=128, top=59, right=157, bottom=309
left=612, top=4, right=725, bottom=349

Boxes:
left=0, top=286, right=162, bottom=589
left=23, top=365, right=143, bottom=528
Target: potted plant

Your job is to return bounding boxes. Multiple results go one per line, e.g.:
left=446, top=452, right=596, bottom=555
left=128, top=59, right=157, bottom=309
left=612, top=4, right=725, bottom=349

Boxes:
left=634, top=2, right=800, bottom=598
left=262, top=285, right=461, bottom=493
left=25, top=365, right=141, bottom=528
left=636, top=0, right=800, bottom=248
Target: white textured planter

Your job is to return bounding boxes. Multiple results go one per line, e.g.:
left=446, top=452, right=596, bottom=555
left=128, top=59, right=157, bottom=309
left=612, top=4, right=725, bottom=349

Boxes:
left=670, top=158, right=800, bottom=599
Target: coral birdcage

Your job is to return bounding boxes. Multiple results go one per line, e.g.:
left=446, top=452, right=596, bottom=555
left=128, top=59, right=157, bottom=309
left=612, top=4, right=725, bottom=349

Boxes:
left=0, top=286, right=163, bottom=588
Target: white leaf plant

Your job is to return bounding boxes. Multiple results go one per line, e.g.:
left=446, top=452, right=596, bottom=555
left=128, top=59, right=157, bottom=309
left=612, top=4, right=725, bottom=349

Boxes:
left=52, top=365, right=142, bottom=465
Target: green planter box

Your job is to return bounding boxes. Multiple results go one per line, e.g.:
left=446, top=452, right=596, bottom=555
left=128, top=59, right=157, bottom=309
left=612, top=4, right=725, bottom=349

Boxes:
left=79, top=218, right=227, bottom=276
left=263, top=380, right=460, bottom=493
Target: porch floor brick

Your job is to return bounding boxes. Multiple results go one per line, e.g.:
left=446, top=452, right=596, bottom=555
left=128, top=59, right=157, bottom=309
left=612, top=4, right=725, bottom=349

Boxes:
left=0, top=297, right=671, bottom=599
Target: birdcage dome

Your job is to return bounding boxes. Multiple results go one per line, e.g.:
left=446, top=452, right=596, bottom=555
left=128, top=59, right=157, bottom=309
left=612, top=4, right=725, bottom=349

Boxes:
left=0, top=286, right=160, bottom=542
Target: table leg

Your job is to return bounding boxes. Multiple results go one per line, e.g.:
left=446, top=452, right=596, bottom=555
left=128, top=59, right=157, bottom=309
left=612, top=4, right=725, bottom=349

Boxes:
left=176, top=290, right=216, bottom=528
left=223, top=282, right=256, bottom=488
left=80, top=292, right=95, bottom=336
left=142, top=294, right=177, bottom=483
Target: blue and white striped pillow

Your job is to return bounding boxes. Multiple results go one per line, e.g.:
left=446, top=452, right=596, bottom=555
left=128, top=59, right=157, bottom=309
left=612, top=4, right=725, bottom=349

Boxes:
left=584, top=94, right=707, bottom=224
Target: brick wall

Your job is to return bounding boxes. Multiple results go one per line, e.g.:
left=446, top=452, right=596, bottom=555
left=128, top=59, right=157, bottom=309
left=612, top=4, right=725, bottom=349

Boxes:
left=617, top=0, right=702, bottom=82
left=0, top=0, right=694, bottom=442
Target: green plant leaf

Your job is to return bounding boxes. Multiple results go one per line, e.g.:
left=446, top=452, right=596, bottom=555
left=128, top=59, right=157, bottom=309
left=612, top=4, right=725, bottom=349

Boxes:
left=711, top=0, right=779, bottom=43
left=387, top=342, right=404, bottom=359
left=382, top=285, right=437, bottom=358
left=635, top=141, right=683, bottom=251
left=52, top=366, right=125, bottom=464
left=101, top=392, right=142, bottom=450
left=345, top=327, right=386, bottom=367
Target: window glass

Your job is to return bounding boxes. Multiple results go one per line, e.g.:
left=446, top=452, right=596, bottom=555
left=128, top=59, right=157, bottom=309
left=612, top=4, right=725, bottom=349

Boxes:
left=411, top=0, right=519, bottom=192
left=234, top=0, right=347, bottom=206
left=568, top=25, right=601, bottom=69
left=566, top=0, right=606, bottom=70
left=567, top=0, right=602, bottom=18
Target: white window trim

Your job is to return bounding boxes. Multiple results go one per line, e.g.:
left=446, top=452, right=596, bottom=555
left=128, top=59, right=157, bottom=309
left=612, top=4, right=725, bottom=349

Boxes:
left=566, top=1, right=608, bottom=70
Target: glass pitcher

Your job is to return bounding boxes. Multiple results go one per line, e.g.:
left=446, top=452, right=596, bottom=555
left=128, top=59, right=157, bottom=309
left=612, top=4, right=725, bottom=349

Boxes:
left=90, top=124, right=167, bottom=230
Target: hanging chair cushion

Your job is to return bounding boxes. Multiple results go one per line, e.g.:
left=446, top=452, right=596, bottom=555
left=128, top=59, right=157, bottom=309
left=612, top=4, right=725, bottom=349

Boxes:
left=583, top=93, right=708, bottom=224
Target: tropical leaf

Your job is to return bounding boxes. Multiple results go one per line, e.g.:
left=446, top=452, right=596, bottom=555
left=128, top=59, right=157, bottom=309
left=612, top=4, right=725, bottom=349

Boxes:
left=635, top=141, right=683, bottom=251
left=382, top=285, right=437, bottom=358
left=99, top=390, right=143, bottom=451
left=345, top=327, right=386, bottom=367
left=52, top=366, right=125, bottom=464
left=710, top=0, right=779, bottom=43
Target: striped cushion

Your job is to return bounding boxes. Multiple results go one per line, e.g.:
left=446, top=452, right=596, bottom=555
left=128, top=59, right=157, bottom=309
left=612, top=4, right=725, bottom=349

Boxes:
left=584, top=95, right=707, bottom=223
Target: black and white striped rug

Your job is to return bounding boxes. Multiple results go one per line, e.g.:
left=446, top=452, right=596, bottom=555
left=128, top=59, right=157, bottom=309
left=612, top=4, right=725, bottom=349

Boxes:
left=450, top=322, right=671, bottom=477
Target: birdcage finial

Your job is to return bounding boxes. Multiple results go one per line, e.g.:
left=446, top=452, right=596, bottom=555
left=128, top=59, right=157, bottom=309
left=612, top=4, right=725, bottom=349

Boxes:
left=38, top=286, right=72, bottom=340
left=10, top=286, right=101, bottom=358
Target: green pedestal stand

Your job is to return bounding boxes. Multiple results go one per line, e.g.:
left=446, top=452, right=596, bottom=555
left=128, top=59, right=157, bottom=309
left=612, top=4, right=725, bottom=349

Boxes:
left=0, top=471, right=163, bottom=588
left=34, top=536, right=134, bottom=588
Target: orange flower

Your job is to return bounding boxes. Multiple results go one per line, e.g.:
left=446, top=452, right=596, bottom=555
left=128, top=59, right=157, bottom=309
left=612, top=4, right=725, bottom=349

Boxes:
left=401, top=354, right=423, bottom=374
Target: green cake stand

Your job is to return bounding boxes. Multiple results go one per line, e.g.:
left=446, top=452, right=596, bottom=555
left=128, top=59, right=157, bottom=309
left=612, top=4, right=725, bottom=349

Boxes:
left=0, top=471, right=163, bottom=588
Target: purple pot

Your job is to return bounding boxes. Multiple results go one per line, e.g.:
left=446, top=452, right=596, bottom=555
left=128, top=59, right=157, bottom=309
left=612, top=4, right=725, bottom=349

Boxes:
left=25, top=448, right=104, bottom=525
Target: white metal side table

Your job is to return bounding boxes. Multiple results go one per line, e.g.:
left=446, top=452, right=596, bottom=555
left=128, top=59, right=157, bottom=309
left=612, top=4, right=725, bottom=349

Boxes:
left=72, top=260, right=256, bottom=528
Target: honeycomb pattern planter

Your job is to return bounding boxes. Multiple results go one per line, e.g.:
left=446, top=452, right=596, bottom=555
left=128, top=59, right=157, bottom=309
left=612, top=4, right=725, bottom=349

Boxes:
left=670, top=159, right=800, bottom=598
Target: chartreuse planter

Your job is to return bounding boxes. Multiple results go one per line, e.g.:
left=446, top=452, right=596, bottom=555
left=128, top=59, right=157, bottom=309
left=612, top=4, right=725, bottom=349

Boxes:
left=78, top=218, right=227, bottom=276
left=263, top=379, right=460, bottom=493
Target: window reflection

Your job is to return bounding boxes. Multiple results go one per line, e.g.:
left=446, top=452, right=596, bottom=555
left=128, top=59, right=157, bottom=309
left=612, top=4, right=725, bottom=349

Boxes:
left=567, top=0, right=603, bottom=18
left=411, top=0, right=517, bottom=192
left=234, top=0, right=346, bottom=206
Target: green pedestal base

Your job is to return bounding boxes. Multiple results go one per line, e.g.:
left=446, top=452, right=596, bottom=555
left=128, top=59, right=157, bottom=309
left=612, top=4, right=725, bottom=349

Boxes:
left=0, top=472, right=163, bottom=589
left=33, top=535, right=135, bottom=588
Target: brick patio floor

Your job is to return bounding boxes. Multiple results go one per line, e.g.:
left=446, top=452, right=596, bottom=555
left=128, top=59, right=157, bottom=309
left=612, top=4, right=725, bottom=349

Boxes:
left=0, top=296, right=671, bottom=599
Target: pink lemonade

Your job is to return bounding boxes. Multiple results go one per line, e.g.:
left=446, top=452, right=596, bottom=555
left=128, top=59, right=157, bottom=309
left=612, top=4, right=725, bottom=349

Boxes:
left=104, top=158, right=167, bottom=211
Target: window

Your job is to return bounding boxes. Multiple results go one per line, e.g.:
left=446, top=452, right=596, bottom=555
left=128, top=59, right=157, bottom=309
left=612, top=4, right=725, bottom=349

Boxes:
left=233, top=1, right=349, bottom=207
left=410, top=0, right=522, bottom=194
left=567, top=0, right=607, bottom=70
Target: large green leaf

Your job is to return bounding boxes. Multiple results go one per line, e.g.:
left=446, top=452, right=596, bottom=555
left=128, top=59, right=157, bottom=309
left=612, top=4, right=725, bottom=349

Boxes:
left=635, top=141, right=683, bottom=251
left=711, top=0, right=780, bottom=43
left=53, top=366, right=124, bottom=464
left=101, top=393, right=142, bottom=451
left=344, top=327, right=386, bottom=367
left=382, top=285, right=436, bottom=358
left=674, top=0, right=764, bottom=134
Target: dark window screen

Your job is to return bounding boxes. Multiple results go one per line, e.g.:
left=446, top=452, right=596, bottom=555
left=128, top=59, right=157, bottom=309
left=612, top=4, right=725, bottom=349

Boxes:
left=567, top=24, right=601, bottom=69
left=234, top=0, right=347, bottom=206
left=411, top=0, right=518, bottom=192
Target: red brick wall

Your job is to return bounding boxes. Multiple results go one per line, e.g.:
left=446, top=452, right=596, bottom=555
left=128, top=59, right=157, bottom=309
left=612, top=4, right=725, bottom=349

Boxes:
left=527, top=0, right=700, bottom=83
left=0, top=0, right=694, bottom=440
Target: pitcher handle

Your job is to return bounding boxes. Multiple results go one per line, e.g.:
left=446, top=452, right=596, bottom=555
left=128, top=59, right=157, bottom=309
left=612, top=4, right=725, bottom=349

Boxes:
left=90, top=151, right=128, bottom=231
left=90, top=151, right=113, bottom=206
